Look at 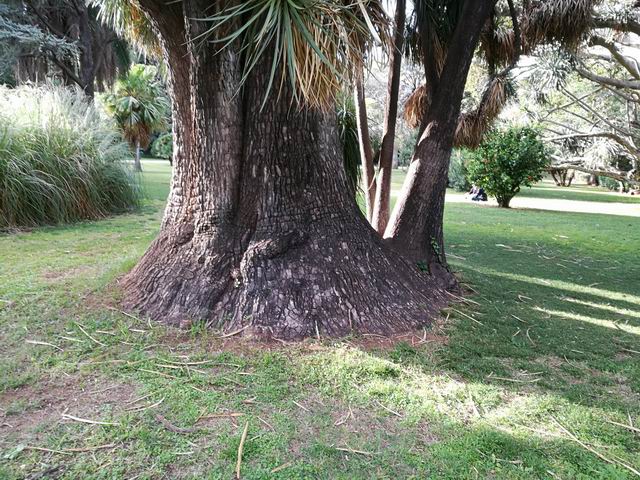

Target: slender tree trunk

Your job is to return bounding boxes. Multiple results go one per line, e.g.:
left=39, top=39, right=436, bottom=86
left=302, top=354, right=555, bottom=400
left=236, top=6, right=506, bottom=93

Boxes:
left=134, top=139, right=142, bottom=172
left=75, top=1, right=95, bottom=99
left=385, top=0, right=496, bottom=288
left=371, top=0, right=406, bottom=234
left=354, top=65, right=376, bottom=221
left=122, top=0, right=447, bottom=340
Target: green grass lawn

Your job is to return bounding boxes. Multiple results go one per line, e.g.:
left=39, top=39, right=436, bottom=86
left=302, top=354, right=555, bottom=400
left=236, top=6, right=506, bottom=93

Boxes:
left=1, top=161, right=639, bottom=479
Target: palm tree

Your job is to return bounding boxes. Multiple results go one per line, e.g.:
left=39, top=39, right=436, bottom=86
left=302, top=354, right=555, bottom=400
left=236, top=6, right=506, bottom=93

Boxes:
left=103, top=64, right=169, bottom=171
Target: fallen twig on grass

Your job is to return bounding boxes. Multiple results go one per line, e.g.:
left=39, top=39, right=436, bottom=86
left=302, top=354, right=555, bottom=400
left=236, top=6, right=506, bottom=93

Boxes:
left=61, top=414, right=117, bottom=426
left=258, top=416, right=274, bottom=431
left=335, top=446, right=377, bottom=456
left=26, top=339, right=63, bottom=352
left=486, top=373, right=541, bottom=384
left=376, top=400, right=402, bottom=418
left=74, top=322, right=106, bottom=347
left=58, top=335, right=84, bottom=343
left=621, top=348, right=640, bottom=355
left=293, top=400, right=310, bottom=412
left=236, top=422, right=249, bottom=479
left=525, top=328, right=535, bottom=346
left=552, top=416, right=640, bottom=477
left=450, top=308, right=484, bottom=325
left=107, top=306, right=142, bottom=323
left=605, top=419, right=640, bottom=434
left=445, top=290, right=479, bottom=305
left=24, top=446, right=72, bottom=455
left=155, top=414, right=197, bottom=434
left=271, top=462, right=293, bottom=473
left=511, top=314, right=527, bottom=324
left=219, top=326, right=248, bottom=339
left=138, top=368, right=178, bottom=379
left=198, top=412, right=244, bottom=420
left=56, top=443, right=116, bottom=453
left=334, top=406, right=353, bottom=426
left=127, top=397, right=164, bottom=412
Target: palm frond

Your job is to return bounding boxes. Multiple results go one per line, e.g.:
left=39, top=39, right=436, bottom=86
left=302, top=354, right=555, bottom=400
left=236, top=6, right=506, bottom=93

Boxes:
left=521, top=0, right=603, bottom=51
left=197, top=0, right=389, bottom=109
left=455, top=73, right=514, bottom=148
left=91, top=0, right=161, bottom=58
left=403, top=83, right=429, bottom=129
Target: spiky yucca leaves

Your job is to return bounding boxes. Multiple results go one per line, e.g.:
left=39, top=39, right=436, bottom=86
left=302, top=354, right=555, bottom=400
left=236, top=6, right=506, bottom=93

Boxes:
left=455, top=74, right=514, bottom=148
left=0, top=84, right=140, bottom=228
left=406, top=0, right=465, bottom=68
left=91, top=0, right=161, bottom=57
left=521, top=0, right=602, bottom=51
left=404, top=73, right=514, bottom=148
left=403, top=84, right=429, bottom=130
left=336, top=91, right=361, bottom=192
left=480, top=14, right=517, bottom=71
left=199, top=0, right=389, bottom=109
left=103, top=64, right=169, bottom=150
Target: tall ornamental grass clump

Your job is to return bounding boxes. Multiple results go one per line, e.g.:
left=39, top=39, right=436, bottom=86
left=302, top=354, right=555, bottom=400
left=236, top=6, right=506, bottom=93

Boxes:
left=0, top=85, right=140, bottom=228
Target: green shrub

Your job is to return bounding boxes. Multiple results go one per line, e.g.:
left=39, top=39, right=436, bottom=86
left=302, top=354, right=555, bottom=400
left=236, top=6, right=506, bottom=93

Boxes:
left=448, top=149, right=471, bottom=192
left=0, top=84, right=140, bottom=228
left=151, top=132, right=173, bottom=161
left=467, top=126, right=549, bottom=208
left=599, top=176, right=622, bottom=191
left=397, top=130, right=418, bottom=167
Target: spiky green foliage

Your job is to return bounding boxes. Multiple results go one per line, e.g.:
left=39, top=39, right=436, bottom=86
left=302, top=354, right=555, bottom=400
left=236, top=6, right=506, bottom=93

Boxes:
left=0, top=84, right=140, bottom=228
left=406, top=0, right=465, bottom=67
left=198, top=0, right=389, bottom=108
left=336, top=91, right=361, bottom=192
left=91, top=0, right=160, bottom=57
left=103, top=64, right=169, bottom=150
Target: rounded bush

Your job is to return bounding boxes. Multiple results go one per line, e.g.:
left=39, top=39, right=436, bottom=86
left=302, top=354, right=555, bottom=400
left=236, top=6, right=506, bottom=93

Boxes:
left=151, top=132, right=173, bottom=161
left=467, top=127, right=549, bottom=208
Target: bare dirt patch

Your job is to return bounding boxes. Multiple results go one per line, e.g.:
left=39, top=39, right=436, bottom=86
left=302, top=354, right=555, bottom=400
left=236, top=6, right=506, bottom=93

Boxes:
left=41, top=265, right=97, bottom=283
left=0, top=374, right=137, bottom=443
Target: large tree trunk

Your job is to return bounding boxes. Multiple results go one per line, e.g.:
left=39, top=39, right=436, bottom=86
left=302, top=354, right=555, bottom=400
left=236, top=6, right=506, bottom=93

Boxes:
left=385, top=0, right=496, bottom=288
left=122, top=0, right=447, bottom=340
left=354, top=65, right=376, bottom=221
left=371, top=0, right=406, bottom=234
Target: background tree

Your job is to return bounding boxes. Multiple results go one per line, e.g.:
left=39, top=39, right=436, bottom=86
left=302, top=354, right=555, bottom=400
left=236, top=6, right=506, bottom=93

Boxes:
left=103, top=64, right=169, bottom=171
left=385, top=0, right=611, bottom=285
left=467, top=126, right=549, bottom=207
left=371, top=0, right=406, bottom=234
left=516, top=1, right=640, bottom=190
left=0, top=0, right=131, bottom=97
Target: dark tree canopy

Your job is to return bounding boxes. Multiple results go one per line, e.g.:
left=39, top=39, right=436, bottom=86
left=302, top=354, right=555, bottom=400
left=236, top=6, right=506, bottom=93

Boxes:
left=0, top=0, right=131, bottom=95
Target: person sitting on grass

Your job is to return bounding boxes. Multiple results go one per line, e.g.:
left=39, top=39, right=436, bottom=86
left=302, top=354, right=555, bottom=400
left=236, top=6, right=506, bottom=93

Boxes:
left=467, top=184, right=488, bottom=202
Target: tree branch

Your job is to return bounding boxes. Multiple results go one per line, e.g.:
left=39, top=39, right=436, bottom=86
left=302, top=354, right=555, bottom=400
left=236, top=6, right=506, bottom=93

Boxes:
left=589, top=35, right=640, bottom=80
left=576, top=65, right=640, bottom=90
left=593, top=17, right=640, bottom=37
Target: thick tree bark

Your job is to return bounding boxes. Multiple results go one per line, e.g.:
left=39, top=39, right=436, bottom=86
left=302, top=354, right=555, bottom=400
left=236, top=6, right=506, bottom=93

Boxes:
left=385, top=0, right=496, bottom=288
left=354, top=65, right=376, bottom=221
left=371, top=0, right=406, bottom=234
left=122, top=0, right=448, bottom=340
